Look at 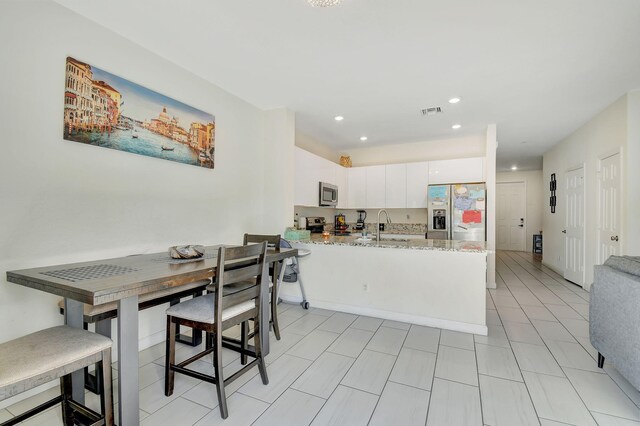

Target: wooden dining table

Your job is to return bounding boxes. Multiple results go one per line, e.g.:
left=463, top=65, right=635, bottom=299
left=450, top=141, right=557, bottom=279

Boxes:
left=6, top=244, right=297, bottom=426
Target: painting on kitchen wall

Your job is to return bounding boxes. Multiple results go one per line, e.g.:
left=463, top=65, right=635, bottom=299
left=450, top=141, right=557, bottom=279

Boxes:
left=63, top=57, right=215, bottom=169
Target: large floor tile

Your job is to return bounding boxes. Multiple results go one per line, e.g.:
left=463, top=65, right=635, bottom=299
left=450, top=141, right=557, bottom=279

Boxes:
left=403, top=324, right=440, bottom=353
left=310, top=385, right=378, bottom=426
left=502, top=321, right=544, bottom=345
left=388, top=347, right=436, bottom=391
left=497, top=306, right=531, bottom=324
left=341, top=349, right=396, bottom=395
left=475, top=343, right=522, bottom=382
left=139, top=369, right=200, bottom=414
left=522, top=371, right=597, bottom=426
left=326, top=327, right=374, bottom=358
left=193, top=392, right=269, bottom=426
left=317, top=312, right=357, bottom=334
left=426, top=378, right=482, bottom=426
left=253, top=388, right=325, bottom=426
left=531, top=319, right=576, bottom=343
left=285, top=313, right=330, bottom=335
left=474, top=325, right=511, bottom=348
left=237, top=354, right=311, bottom=403
left=545, top=340, right=601, bottom=372
left=140, top=396, right=209, bottom=426
left=545, top=303, right=583, bottom=320
left=563, top=368, right=640, bottom=421
left=511, top=341, right=564, bottom=377
left=486, top=309, right=503, bottom=326
left=369, top=381, right=430, bottom=426
left=557, top=317, right=590, bottom=339
left=435, top=345, right=478, bottom=386
left=479, top=375, right=539, bottom=426
left=350, top=316, right=383, bottom=332
left=381, top=319, right=411, bottom=330
left=440, top=329, right=475, bottom=350
left=5, top=386, right=60, bottom=416
left=365, top=326, right=407, bottom=355
left=291, top=352, right=354, bottom=398
left=591, top=412, right=640, bottom=426
left=286, top=329, right=340, bottom=361
left=264, top=330, right=305, bottom=364
left=604, top=365, right=640, bottom=407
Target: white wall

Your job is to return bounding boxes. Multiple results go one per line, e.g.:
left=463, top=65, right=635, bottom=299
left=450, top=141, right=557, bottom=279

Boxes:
left=295, top=131, right=340, bottom=163
left=0, top=1, right=291, bottom=352
left=485, top=125, right=497, bottom=288
left=626, top=91, right=640, bottom=255
left=497, top=170, right=544, bottom=252
left=342, top=135, right=486, bottom=166
left=542, top=94, right=628, bottom=288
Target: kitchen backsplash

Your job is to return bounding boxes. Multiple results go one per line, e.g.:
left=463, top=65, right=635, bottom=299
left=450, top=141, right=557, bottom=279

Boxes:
left=325, top=222, right=426, bottom=235
left=294, top=207, right=429, bottom=226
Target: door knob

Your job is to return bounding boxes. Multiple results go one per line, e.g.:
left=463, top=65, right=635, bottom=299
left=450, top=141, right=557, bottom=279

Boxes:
left=614, top=236, right=619, bottom=242
left=611, top=236, right=615, bottom=241
left=562, top=230, right=567, bottom=234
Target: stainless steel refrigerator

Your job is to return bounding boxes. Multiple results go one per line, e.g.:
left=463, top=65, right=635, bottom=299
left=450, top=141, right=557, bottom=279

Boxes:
left=426, top=183, right=486, bottom=241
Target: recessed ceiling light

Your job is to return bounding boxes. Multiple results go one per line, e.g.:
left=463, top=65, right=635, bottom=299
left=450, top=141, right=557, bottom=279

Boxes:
left=334, top=116, right=344, bottom=121
left=451, top=124, right=462, bottom=129
left=511, top=166, right=518, bottom=171
left=360, top=136, right=368, bottom=142
left=448, top=97, right=461, bottom=104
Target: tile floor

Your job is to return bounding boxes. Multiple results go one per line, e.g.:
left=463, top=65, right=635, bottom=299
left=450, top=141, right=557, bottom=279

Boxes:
left=2, top=251, right=639, bottom=425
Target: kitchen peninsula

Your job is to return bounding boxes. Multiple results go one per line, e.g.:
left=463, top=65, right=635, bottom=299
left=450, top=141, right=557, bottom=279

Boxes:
left=280, top=235, right=488, bottom=335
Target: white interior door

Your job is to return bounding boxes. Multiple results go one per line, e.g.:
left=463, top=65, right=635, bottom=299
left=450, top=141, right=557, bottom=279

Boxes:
left=496, top=182, right=526, bottom=251
left=564, top=167, right=585, bottom=285
left=597, top=153, right=621, bottom=263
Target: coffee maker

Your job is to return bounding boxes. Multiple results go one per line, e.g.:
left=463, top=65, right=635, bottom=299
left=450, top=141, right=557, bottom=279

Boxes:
left=355, top=210, right=367, bottom=230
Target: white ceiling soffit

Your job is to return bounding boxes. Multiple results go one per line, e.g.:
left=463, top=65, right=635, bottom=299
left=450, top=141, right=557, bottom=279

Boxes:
left=55, top=0, right=640, bottom=171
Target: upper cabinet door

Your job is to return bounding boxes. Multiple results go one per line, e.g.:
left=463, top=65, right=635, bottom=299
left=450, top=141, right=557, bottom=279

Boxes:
left=428, top=157, right=485, bottom=184
left=406, top=161, right=429, bottom=208
left=335, top=164, right=348, bottom=209
left=347, top=167, right=366, bottom=208
left=366, top=165, right=386, bottom=209
left=385, top=164, right=407, bottom=208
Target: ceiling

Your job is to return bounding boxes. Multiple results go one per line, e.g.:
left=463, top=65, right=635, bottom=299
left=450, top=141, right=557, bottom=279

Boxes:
left=56, top=0, right=640, bottom=172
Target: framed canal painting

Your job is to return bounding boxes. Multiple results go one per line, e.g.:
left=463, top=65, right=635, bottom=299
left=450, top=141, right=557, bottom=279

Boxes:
left=63, top=57, right=215, bottom=169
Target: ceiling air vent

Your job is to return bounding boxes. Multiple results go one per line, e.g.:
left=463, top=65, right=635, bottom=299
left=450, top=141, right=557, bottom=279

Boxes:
left=421, top=106, right=443, bottom=116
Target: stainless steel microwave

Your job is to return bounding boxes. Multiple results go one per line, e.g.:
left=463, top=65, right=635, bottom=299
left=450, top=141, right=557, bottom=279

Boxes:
left=319, top=182, right=338, bottom=207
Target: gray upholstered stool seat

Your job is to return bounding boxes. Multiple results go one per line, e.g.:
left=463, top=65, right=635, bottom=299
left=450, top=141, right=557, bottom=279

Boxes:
left=166, top=293, right=255, bottom=324
left=0, top=326, right=113, bottom=425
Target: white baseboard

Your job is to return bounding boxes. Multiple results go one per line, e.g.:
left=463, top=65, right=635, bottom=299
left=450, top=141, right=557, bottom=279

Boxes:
left=279, top=295, right=488, bottom=336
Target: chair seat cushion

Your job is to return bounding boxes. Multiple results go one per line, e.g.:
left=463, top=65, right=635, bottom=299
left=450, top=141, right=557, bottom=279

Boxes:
left=0, top=326, right=112, bottom=401
left=166, top=293, right=255, bottom=324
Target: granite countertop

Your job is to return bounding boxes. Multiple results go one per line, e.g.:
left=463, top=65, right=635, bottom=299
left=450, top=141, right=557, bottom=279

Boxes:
left=293, top=234, right=487, bottom=253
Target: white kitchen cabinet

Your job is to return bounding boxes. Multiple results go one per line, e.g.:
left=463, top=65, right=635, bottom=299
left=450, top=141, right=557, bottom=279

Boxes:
left=347, top=167, right=366, bottom=208
left=385, top=164, right=407, bottom=208
left=335, top=164, right=348, bottom=209
left=428, top=157, right=485, bottom=185
left=294, top=147, right=342, bottom=207
left=406, top=161, right=430, bottom=208
left=366, top=165, right=386, bottom=209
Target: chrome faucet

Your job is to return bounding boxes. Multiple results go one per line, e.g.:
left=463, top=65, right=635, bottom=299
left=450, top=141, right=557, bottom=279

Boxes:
left=377, top=209, right=391, bottom=241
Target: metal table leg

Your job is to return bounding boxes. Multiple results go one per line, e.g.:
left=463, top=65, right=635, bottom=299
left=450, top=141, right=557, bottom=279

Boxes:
left=118, top=295, right=139, bottom=426
left=64, top=299, right=85, bottom=404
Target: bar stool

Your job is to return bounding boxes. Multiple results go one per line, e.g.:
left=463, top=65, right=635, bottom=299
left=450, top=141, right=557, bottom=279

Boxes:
left=278, top=239, right=311, bottom=309
left=0, top=326, right=114, bottom=426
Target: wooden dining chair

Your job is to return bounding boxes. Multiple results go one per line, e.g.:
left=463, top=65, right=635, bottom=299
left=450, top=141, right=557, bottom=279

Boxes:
left=243, top=234, right=282, bottom=340
left=164, top=243, right=269, bottom=419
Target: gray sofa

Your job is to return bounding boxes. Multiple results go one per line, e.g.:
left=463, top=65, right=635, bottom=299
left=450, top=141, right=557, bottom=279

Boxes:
left=590, top=255, right=640, bottom=391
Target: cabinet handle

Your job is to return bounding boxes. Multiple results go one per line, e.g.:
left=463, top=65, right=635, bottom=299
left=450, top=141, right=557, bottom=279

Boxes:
left=614, top=236, right=619, bottom=242
left=562, top=230, right=567, bottom=234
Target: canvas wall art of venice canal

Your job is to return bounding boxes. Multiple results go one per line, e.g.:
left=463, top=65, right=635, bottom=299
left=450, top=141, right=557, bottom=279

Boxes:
left=63, top=57, right=215, bottom=169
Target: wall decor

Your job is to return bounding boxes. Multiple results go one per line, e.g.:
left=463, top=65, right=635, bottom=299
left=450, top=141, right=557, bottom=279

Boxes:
left=549, top=173, right=557, bottom=213
left=63, top=57, right=215, bottom=169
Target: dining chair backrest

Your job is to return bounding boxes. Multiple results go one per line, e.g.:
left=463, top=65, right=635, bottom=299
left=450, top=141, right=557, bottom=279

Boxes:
left=213, top=243, right=268, bottom=321
left=243, top=233, right=281, bottom=249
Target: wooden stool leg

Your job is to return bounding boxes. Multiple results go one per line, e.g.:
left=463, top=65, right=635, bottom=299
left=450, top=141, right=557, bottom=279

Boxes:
left=270, top=276, right=281, bottom=340
left=100, top=348, right=114, bottom=426
left=240, top=321, right=248, bottom=365
left=165, top=317, right=176, bottom=396
left=254, top=316, right=269, bottom=385
left=60, top=375, right=74, bottom=426
left=213, top=331, right=228, bottom=419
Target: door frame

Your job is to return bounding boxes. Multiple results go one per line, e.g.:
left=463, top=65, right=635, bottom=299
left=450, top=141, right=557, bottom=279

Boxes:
left=596, top=148, right=624, bottom=264
left=564, top=163, right=587, bottom=286
left=496, top=180, right=527, bottom=252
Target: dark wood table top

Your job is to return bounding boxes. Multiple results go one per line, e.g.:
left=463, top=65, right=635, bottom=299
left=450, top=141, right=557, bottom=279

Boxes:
left=6, top=245, right=298, bottom=305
